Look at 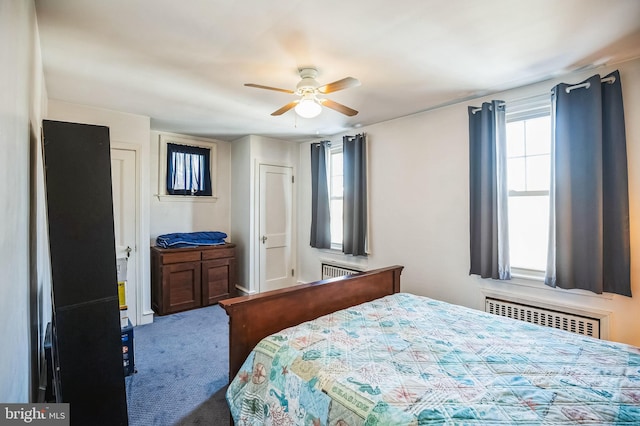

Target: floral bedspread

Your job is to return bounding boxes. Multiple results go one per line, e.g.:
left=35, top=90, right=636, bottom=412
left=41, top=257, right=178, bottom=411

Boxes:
left=226, top=293, right=640, bottom=425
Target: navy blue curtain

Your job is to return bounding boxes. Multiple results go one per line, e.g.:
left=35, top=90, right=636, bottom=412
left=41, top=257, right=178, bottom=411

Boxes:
left=166, top=143, right=212, bottom=196
left=310, top=141, right=331, bottom=248
left=546, top=70, right=630, bottom=296
left=343, top=134, right=367, bottom=256
left=468, top=100, right=510, bottom=280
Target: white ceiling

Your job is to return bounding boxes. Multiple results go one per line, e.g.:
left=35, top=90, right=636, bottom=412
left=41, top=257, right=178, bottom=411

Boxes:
left=35, top=0, right=640, bottom=142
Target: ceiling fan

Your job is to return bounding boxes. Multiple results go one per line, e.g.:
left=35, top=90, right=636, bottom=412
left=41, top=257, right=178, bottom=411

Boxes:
left=245, top=67, right=360, bottom=118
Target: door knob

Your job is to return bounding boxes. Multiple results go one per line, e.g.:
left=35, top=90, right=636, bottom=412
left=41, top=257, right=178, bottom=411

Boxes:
left=125, top=246, right=132, bottom=258
left=261, top=236, right=268, bottom=244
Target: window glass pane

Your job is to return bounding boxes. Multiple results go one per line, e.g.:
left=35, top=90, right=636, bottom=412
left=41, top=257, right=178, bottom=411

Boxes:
left=331, top=151, right=343, bottom=174
left=331, top=152, right=343, bottom=197
left=506, top=121, right=525, bottom=158
left=191, top=154, right=203, bottom=190
left=524, top=116, right=550, bottom=155
left=525, top=154, right=550, bottom=191
left=508, top=195, right=549, bottom=270
left=331, top=176, right=343, bottom=198
left=507, top=157, right=526, bottom=192
left=330, top=199, right=343, bottom=245
left=175, top=153, right=204, bottom=191
left=173, top=153, right=186, bottom=189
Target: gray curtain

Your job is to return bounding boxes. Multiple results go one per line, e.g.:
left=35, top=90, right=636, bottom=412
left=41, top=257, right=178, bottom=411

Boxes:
left=468, top=100, right=511, bottom=280
left=343, top=134, right=367, bottom=256
left=310, top=141, right=331, bottom=248
left=546, top=70, right=630, bottom=296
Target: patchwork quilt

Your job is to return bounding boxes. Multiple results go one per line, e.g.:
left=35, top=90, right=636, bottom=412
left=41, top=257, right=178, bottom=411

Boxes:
left=226, top=293, right=640, bottom=425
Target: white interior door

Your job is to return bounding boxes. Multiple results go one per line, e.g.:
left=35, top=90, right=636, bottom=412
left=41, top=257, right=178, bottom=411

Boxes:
left=111, top=148, right=137, bottom=325
left=259, top=164, right=294, bottom=292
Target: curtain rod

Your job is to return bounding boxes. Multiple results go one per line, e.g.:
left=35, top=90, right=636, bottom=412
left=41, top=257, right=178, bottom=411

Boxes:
left=312, top=140, right=331, bottom=147
left=470, top=102, right=505, bottom=114
left=564, top=75, right=615, bottom=93
left=472, top=75, right=617, bottom=113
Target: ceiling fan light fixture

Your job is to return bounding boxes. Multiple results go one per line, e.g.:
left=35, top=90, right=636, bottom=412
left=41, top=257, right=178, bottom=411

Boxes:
left=246, top=67, right=359, bottom=117
left=295, top=94, right=322, bottom=118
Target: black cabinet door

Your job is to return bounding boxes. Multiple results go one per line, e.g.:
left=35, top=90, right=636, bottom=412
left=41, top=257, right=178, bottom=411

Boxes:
left=43, top=120, right=128, bottom=425
left=43, top=120, right=118, bottom=308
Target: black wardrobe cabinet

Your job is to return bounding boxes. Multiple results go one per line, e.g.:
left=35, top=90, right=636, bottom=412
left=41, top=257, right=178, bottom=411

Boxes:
left=42, top=120, right=128, bottom=425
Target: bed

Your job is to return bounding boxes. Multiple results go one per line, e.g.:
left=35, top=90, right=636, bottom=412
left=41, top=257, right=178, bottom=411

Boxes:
left=219, top=266, right=640, bottom=425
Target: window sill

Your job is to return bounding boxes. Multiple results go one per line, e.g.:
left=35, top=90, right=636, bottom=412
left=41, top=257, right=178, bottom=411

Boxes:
left=317, top=247, right=343, bottom=254
left=510, top=268, right=545, bottom=282
left=491, top=269, right=614, bottom=301
left=316, top=247, right=369, bottom=258
left=155, top=194, right=218, bottom=203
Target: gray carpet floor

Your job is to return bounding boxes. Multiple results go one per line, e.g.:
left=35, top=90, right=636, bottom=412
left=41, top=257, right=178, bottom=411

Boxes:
left=125, top=304, right=231, bottom=425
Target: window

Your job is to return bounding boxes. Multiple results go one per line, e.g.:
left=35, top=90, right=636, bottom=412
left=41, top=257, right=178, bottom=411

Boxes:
left=166, top=143, right=211, bottom=196
left=328, top=144, right=343, bottom=250
left=157, top=134, right=217, bottom=201
left=506, top=99, right=551, bottom=272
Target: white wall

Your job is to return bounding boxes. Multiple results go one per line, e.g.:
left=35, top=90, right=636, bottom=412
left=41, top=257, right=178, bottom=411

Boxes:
left=0, top=0, right=47, bottom=402
left=297, top=58, right=640, bottom=347
left=231, top=135, right=298, bottom=293
left=149, top=131, right=232, bottom=241
left=230, top=136, right=252, bottom=290
left=30, top=8, right=51, bottom=403
left=46, top=100, right=153, bottom=324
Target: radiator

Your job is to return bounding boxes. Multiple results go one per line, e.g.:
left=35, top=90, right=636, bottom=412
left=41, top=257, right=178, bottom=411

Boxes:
left=485, top=297, right=600, bottom=338
left=321, top=263, right=362, bottom=279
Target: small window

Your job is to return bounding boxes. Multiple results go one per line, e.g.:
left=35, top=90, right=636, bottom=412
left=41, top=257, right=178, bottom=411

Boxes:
left=506, top=97, right=551, bottom=272
left=166, top=143, right=211, bottom=196
left=157, top=134, right=217, bottom=201
left=328, top=144, right=343, bottom=250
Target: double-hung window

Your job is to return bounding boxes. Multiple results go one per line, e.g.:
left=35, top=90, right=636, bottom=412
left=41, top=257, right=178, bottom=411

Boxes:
left=328, top=144, right=344, bottom=250
left=505, top=97, right=551, bottom=274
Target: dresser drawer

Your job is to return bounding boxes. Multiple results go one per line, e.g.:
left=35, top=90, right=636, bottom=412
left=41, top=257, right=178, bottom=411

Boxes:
left=161, top=251, right=201, bottom=264
left=201, top=247, right=235, bottom=260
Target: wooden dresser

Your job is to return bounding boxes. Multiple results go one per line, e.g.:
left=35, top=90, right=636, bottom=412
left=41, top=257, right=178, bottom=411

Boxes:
left=151, top=244, right=237, bottom=315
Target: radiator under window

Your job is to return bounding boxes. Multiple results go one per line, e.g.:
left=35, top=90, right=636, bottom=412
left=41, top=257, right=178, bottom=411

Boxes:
left=485, top=297, right=601, bottom=338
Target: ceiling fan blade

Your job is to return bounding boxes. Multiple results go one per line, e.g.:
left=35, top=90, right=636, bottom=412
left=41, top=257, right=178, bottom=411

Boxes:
left=245, top=83, right=295, bottom=94
left=319, top=98, right=358, bottom=116
left=317, top=77, right=360, bottom=94
left=271, top=100, right=299, bottom=116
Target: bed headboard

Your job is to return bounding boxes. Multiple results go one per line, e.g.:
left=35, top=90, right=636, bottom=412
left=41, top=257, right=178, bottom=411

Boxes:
left=219, top=265, right=404, bottom=378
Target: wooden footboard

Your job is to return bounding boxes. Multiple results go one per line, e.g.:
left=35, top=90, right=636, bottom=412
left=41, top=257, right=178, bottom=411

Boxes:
left=219, top=265, right=404, bottom=379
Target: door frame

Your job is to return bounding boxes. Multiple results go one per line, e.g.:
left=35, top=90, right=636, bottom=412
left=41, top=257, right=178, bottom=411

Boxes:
left=111, top=142, right=145, bottom=326
left=252, top=160, right=296, bottom=294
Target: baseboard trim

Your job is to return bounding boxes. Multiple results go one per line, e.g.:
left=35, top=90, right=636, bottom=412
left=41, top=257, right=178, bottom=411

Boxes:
left=235, top=284, right=254, bottom=296
left=140, top=311, right=154, bottom=325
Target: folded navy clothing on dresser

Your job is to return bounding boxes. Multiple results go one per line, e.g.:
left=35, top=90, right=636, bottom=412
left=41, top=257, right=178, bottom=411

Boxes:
left=156, top=231, right=228, bottom=248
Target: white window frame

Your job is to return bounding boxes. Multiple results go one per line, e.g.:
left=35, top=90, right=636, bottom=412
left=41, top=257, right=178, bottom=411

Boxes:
left=157, top=134, right=217, bottom=202
left=505, top=94, right=551, bottom=278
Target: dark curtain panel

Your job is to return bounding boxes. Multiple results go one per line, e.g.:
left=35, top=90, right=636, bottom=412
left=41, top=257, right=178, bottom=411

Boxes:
left=547, top=70, right=630, bottom=296
left=468, top=100, right=510, bottom=280
left=343, top=134, right=367, bottom=256
left=310, top=141, right=331, bottom=248
left=166, top=143, right=212, bottom=196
